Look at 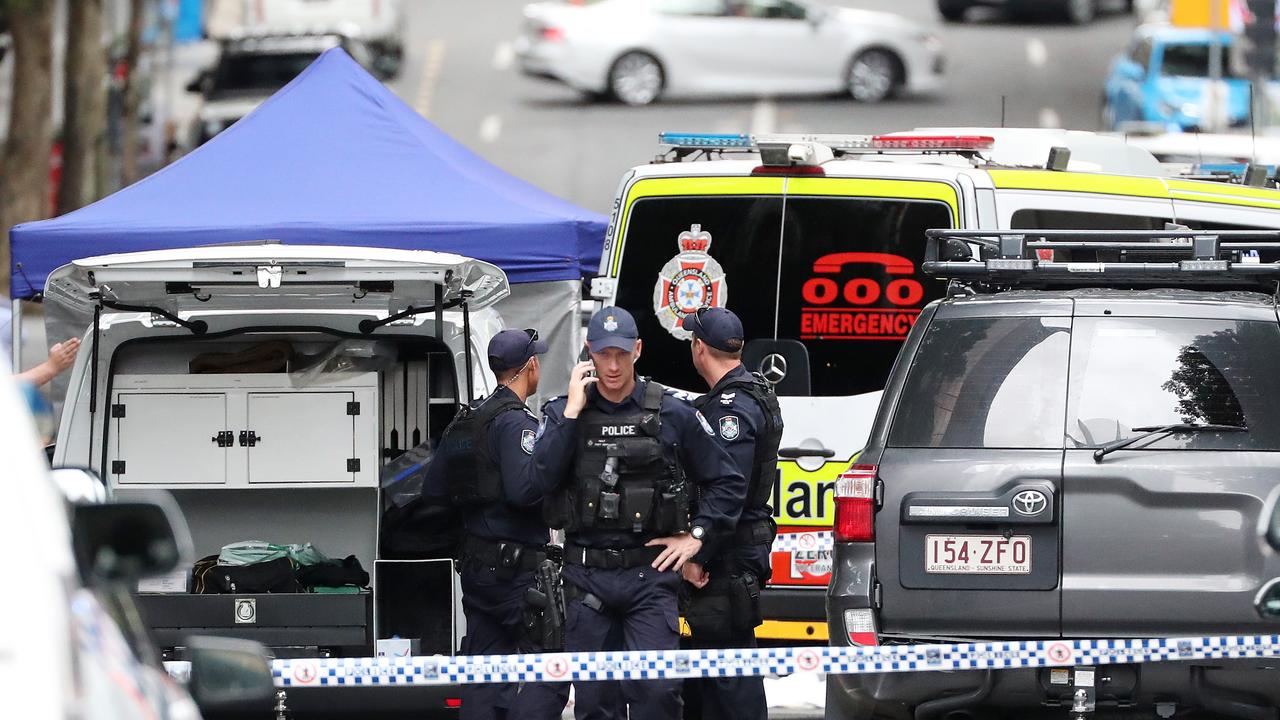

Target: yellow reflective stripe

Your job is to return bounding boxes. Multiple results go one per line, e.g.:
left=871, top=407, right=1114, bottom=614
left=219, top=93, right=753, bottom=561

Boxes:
left=1166, top=179, right=1280, bottom=210
left=679, top=618, right=829, bottom=641
left=756, top=620, right=829, bottom=642
left=611, top=176, right=785, bottom=274
left=987, top=169, right=1169, bottom=197
left=611, top=175, right=960, bottom=275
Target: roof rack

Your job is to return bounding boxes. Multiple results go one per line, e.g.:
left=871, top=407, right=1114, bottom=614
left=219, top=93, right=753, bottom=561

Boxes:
left=922, top=229, right=1280, bottom=290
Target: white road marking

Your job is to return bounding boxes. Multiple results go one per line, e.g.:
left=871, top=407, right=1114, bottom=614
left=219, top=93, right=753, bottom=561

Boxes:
left=1025, top=38, right=1048, bottom=69
left=492, top=42, right=515, bottom=71
left=750, top=98, right=778, bottom=135
left=415, top=40, right=447, bottom=118
left=1038, top=107, right=1061, bottom=128
left=479, top=114, right=503, bottom=143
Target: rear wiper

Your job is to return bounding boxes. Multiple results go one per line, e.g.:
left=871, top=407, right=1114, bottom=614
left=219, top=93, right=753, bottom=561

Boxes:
left=1093, top=423, right=1246, bottom=462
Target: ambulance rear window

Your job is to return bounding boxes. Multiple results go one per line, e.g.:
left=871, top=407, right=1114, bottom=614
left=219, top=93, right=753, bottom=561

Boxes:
left=613, top=194, right=951, bottom=397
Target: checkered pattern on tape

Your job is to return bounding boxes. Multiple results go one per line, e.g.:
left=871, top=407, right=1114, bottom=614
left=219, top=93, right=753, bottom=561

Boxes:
left=770, top=531, right=833, bottom=554
left=270, top=635, right=1280, bottom=688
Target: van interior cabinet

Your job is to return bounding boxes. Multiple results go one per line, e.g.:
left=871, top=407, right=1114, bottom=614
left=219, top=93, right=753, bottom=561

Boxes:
left=110, top=373, right=379, bottom=488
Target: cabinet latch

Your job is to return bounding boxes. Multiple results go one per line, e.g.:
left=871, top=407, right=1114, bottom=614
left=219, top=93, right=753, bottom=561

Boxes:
left=211, top=431, right=234, bottom=448
left=239, top=430, right=261, bottom=447
left=111, top=460, right=126, bottom=475
left=347, top=458, right=361, bottom=473
left=346, top=401, right=361, bottom=416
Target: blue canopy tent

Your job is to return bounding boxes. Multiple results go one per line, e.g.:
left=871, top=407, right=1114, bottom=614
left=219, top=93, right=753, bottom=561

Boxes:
left=10, top=47, right=605, bottom=401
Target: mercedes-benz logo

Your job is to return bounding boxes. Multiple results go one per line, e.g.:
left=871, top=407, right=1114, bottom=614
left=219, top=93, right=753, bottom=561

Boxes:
left=760, top=353, right=788, bottom=385
left=1012, top=490, right=1047, bottom=517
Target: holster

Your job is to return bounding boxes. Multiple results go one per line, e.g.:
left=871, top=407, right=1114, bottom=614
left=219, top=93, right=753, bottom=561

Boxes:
left=682, top=573, right=763, bottom=642
left=522, top=558, right=566, bottom=651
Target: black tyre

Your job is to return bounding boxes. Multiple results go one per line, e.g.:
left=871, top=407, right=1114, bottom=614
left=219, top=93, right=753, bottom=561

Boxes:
left=607, top=51, right=664, bottom=106
left=847, top=48, right=902, bottom=103
left=938, top=0, right=968, bottom=22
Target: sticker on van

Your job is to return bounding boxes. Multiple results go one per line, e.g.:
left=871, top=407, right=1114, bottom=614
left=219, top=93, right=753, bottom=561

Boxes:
left=800, top=252, right=925, bottom=341
left=653, top=224, right=727, bottom=339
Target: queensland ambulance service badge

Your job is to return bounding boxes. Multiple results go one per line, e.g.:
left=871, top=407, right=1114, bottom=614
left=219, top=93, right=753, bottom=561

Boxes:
left=652, top=224, right=727, bottom=339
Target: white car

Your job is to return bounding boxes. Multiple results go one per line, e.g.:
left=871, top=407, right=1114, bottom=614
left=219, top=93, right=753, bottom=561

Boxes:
left=515, top=0, right=945, bottom=105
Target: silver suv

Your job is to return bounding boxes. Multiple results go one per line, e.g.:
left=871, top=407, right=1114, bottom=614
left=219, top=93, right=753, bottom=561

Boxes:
left=826, top=230, right=1280, bottom=719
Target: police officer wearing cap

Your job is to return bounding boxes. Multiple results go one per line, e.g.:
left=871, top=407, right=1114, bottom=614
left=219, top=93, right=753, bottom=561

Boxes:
left=424, top=328, right=569, bottom=720
left=679, top=307, right=783, bottom=720
left=531, top=307, right=746, bottom=720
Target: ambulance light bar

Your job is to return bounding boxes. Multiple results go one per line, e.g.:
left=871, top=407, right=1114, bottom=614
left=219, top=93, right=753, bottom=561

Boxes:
left=657, top=132, right=996, bottom=158
left=923, top=229, right=1280, bottom=289
left=1183, top=163, right=1277, bottom=187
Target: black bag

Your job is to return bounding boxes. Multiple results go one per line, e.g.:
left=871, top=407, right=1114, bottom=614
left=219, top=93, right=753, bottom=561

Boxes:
left=380, top=497, right=461, bottom=560
left=296, top=555, right=370, bottom=589
left=195, top=556, right=301, bottom=594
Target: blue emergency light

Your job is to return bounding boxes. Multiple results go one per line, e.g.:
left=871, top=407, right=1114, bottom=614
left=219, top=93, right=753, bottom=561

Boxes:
left=658, top=133, right=754, bottom=148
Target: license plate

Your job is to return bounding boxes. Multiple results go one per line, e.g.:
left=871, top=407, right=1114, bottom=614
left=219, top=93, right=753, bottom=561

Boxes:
left=925, top=535, right=1031, bottom=574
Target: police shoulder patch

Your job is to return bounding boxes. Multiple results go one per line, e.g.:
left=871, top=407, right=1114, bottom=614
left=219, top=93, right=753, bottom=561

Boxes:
left=695, top=410, right=715, bottom=436
left=521, top=429, right=536, bottom=455
left=719, top=415, right=740, bottom=441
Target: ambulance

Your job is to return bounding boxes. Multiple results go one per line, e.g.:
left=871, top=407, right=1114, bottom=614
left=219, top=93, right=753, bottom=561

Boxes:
left=592, top=127, right=1280, bottom=641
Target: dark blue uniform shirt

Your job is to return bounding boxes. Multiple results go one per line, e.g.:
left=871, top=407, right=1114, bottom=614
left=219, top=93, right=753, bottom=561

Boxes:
left=532, top=378, right=746, bottom=551
left=694, top=364, right=775, bottom=566
left=423, top=385, right=552, bottom=547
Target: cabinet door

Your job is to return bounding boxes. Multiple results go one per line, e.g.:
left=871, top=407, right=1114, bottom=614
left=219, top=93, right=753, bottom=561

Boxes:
left=246, top=392, right=356, bottom=484
left=114, top=393, right=229, bottom=485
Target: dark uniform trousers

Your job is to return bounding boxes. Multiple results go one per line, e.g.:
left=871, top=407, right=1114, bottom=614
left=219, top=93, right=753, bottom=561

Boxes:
left=459, top=562, right=569, bottom=720
left=683, top=540, right=772, bottom=720
left=564, top=563, right=683, bottom=720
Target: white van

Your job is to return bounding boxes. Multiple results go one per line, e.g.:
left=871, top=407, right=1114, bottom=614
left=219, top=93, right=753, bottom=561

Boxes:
left=595, top=128, right=1280, bottom=641
left=48, top=244, right=506, bottom=678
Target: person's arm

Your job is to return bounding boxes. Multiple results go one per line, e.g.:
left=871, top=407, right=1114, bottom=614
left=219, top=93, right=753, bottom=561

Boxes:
left=528, top=362, right=597, bottom=496
left=680, top=405, right=748, bottom=552
left=16, top=338, right=80, bottom=388
left=491, top=411, right=546, bottom=507
left=690, top=400, right=759, bottom=566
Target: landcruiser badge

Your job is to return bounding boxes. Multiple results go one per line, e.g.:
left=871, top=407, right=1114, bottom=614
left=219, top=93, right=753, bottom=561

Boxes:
left=521, top=429, right=536, bottom=455
left=1012, top=490, right=1048, bottom=516
left=653, top=224, right=727, bottom=340
left=719, top=415, right=740, bottom=440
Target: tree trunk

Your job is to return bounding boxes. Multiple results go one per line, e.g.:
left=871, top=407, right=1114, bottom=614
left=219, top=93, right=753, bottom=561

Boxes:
left=59, top=0, right=106, bottom=215
left=120, top=0, right=145, bottom=185
left=0, top=0, right=55, bottom=297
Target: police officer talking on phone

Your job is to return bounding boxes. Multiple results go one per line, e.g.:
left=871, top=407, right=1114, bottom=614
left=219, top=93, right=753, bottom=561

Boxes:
left=678, top=307, right=783, bottom=720
left=531, top=306, right=746, bottom=720
left=424, top=328, right=569, bottom=720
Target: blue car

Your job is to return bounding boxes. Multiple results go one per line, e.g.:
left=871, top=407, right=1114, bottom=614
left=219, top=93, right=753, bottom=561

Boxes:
left=1103, top=25, right=1253, bottom=132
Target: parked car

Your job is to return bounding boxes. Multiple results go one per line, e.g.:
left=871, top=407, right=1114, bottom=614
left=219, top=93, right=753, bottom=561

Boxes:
left=188, top=34, right=378, bottom=147
left=515, top=0, right=944, bottom=105
left=1104, top=25, right=1256, bottom=132
left=938, top=0, right=1133, bottom=23
left=0, top=373, right=274, bottom=719
left=826, top=229, right=1280, bottom=718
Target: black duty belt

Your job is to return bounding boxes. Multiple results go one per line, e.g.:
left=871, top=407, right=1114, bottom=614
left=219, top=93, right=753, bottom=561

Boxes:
left=460, top=536, right=548, bottom=572
left=565, top=543, right=662, bottom=570
left=735, top=518, right=777, bottom=546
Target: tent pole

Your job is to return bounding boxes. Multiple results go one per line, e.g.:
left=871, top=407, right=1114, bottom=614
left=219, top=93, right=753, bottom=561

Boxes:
left=10, top=298, right=21, bottom=372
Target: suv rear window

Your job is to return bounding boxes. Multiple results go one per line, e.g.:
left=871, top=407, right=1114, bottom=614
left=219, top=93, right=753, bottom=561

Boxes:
left=614, top=194, right=951, bottom=396
left=1067, top=318, right=1280, bottom=451
left=889, top=317, right=1070, bottom=448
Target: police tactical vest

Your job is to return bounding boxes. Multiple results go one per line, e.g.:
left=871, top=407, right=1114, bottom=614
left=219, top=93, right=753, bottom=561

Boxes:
left=696, top=372, right=784, bottom=509
left=438, top=390, right=526, bottom=506
left=548, top=381, right=690, bottom=534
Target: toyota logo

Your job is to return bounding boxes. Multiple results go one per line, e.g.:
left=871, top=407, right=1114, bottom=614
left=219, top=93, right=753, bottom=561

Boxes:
left=760, top=353, right=788, bottom=385
left=1012, top=490, right=1047, bottom=517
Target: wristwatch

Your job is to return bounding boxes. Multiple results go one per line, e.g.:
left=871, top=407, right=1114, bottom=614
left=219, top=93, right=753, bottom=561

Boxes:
left=690, top=525, right=707, bottom=541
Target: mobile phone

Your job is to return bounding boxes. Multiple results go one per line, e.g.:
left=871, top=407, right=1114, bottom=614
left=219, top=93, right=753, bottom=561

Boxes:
left=579, top=346, right=596, bottom=378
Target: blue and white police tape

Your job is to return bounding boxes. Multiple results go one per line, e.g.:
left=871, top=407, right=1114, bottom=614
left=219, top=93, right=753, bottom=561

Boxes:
left=771, top=530, right=832, bottom=555
left=272, top=634, right=1280, bottom=688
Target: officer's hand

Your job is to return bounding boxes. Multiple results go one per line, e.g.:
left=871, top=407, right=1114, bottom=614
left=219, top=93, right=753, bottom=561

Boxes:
left=646, top=533, right=703, bottom=572
left=564, top=361, right=598, bottom=419
left=681, top=561, right=710, bottom=589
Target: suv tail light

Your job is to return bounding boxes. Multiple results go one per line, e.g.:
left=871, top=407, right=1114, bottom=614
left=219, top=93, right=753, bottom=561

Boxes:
left=843, top=608, right=879, bottom=646
left=834, top=464, right=877, bottom=542
left=541, top=26, right=565, bottom=42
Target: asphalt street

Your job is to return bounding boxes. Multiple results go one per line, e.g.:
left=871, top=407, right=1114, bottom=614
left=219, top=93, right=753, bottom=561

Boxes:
left=391, top=0, right=1141, bottom=215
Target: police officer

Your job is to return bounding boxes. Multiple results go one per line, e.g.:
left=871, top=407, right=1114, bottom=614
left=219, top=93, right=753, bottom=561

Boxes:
left=424, top=328, right=569, bottom=720
left=679, top=308, right=782, bottom=720
left=532, top=307, right=746, bottom=720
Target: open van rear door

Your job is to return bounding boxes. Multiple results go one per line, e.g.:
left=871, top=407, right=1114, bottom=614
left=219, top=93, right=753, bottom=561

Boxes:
left=43, top=244, right=509, bottom=319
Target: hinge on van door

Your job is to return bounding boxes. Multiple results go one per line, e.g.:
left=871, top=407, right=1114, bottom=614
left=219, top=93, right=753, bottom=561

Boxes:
left=347, top=459, right=361, bottom=473
left=111, top=404, right=126, bottom=418
left=112, top=461, right=125, bottom=475
left=346, top=401, right=360, bottom=416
